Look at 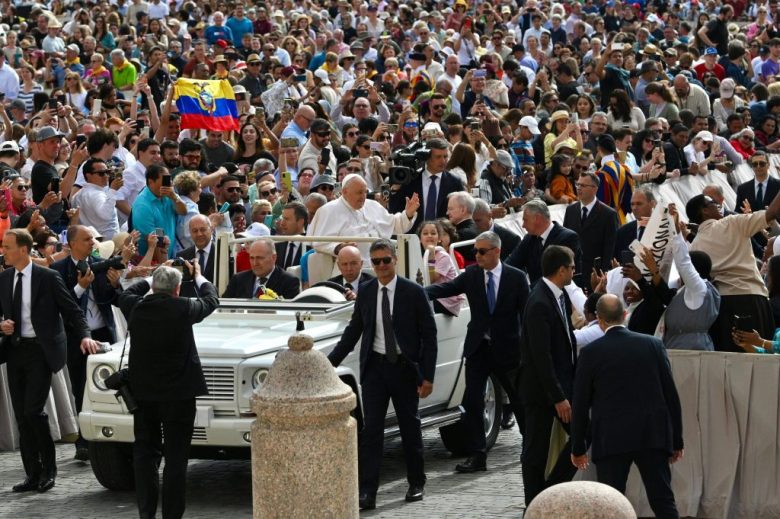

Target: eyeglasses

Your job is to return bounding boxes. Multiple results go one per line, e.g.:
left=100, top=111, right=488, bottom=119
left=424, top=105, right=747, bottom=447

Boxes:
left=226, top=186, right=243, bottom=193
left=16, top=185, right=29, bottom=191
left=317, top=185, right=335, bottom=191
left=752, top=161, right=768, bottom=167
left=431, top=104, right=446, bottom=110
left=89, top=170, right=109, bottom=176
left=299, top=172, right=314, bottom=178
left=260, top=188, right=277, bottom=196
left=575, top=182, right=597, bottom=189
left=473, top=247, right=496, bottom=255
left=371, top=256, right=393, bottom=265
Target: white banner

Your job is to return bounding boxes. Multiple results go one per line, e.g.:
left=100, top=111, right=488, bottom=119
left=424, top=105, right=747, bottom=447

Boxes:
left=630, top=203, right=676, bottom=282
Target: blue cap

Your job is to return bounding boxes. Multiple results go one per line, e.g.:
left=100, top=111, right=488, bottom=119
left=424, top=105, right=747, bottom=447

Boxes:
left=704, top=47, right=718, bottom=56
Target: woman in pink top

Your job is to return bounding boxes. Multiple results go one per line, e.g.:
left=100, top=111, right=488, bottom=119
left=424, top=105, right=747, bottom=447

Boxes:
left=418, top=220, right=464, bottom=316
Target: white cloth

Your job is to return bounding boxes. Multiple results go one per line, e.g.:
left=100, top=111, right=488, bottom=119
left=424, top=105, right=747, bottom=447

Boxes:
left=574, top=320, right=604, bottom=351
left=14, top=261, right=34, bottom=338
left=308, top=196, right=416, bottom=260
left=373, top=275, right=397, bottom=355
left=71, top=183, right=120, bottom=239
left=670, top=232, right=708, bottom=310
left=115, top=160, right=147, bottom=206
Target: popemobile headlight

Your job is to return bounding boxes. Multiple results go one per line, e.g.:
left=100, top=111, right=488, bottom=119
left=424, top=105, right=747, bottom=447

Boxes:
left=251, top=369, right=269, bottom=390
left=92, top=364, right=116, bottom=391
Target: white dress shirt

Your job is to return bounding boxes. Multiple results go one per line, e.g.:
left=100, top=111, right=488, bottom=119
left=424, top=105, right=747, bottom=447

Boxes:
left=373, top=275, right=398, bottom=355
left=71, top=183, right=120, bottom=239
left=72, top=258, right=108, bottom=331
left=14, top=261, right=34, bottom=338
left=539, top=221, right=556, bottom=246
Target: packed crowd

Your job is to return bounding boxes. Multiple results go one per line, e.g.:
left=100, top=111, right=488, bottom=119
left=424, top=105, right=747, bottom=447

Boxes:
left=4, top=0, right=780, bottom=514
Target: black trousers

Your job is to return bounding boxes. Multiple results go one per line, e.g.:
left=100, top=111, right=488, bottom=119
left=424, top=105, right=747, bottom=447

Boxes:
left=359, top=351, right=425, bottom=497
left=462, top=340, right=525, bottom=456
left=521, top=403, right=577, bottom=506
left=69, top=327, right=114, bottom=450
left=596, top=449, right=679, bottom=519
left=133, top=398, right=196, bottom=519
left=7, top=337, right=56, bottom=481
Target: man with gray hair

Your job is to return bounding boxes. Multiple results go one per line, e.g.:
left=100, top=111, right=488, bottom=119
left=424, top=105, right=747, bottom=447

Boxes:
left=426, top=230, right=530, bottom=472
left=472, top=198, right=520, bottom=260
left=507, top=199, right=582, bottom=285
left=222, top=238, right=301, bottom=299
left=446, top=191, right=479, bottom=262
left=118, top=261, right=219, bottom=519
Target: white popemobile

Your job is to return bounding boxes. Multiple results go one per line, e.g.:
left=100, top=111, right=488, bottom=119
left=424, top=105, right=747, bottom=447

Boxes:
left=79, top=234, right=503, bottom=490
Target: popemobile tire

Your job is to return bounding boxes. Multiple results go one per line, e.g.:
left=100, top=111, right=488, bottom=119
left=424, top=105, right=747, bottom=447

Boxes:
left=89, top=441, right=135, bottom=491
left=439, top=374, right=501, bottom=456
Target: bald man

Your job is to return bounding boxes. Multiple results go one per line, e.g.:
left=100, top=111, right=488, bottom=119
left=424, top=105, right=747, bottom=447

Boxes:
left=222, top=238, right=301, bottom=299
left=177, top=215, right=217, bottom=297
left=328, top=245, right=375, bottom=300
left=281, top=105, right=317, bottom=148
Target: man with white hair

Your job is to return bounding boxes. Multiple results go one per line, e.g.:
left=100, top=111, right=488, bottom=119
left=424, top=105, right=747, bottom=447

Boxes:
left=308, top=174, right=420, bottom=260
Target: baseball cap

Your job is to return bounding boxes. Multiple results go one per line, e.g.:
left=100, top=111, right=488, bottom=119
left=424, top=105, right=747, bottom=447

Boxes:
left=311, top=174, right=336, bottom=190
left=704, top=47, right=718, bottom=56
left=35, top=126, right=65, bottom=142
left=240, top=223, right=271, bottom=238
left=314, top=69, right=331, bottom=84
left=720, top=78, right=736, bottom=99
left=493, top=150, right=515, bottom=170
left=9, top=99, right=25, bottom=111
left=0, top=141, right=20, bottom=153
left=66, top=43, right=79, bottom=53
left=519, top=116, right=541, bottom=135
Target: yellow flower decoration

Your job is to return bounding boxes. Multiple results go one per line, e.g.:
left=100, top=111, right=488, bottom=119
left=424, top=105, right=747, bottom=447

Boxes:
left=259, top=288, right=281, bottom=300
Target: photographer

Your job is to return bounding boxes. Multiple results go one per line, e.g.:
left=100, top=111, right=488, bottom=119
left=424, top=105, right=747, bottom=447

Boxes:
left=70, top=158, right=123, bottom=239
left=118, top=262, right=219, bottom=519
left=51, top=225, right=130, bottom=461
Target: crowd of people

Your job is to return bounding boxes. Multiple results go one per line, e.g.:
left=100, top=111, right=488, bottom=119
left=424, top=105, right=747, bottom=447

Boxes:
left=4, top=0, right=780, bottom=515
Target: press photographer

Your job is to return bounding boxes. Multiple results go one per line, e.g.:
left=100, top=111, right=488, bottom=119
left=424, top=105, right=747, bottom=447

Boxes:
left=117, top=261, right=219, bottom=519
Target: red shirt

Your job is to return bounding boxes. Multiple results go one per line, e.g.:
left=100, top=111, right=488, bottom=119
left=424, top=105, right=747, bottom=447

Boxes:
left=693, top=62, right=725, bottom=82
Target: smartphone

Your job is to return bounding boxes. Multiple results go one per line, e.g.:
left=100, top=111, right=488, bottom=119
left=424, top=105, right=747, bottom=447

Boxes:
left=280, top=137, right=299, bottom=149
left=55, top=243, right=63, bottom=253
left=620, top=250, right=635, bottom=266
left=293, top=74, right=307, bottom=83
left=320, top=147, right=331, bottom=166
left=281, top=171, right=293, bottom=192
left=92, top=98, right=102, bottom=116
left=141, top=127, right=150, bottom=139
left=235, top=174, right=247, bottom=184
left=257, top=106, right=266, bottom=119
left=369, top=141, right=384, bottom=151
left=75, top=134, right=87, bottom=146
left=235, top=93, right=246, bottom=101
left=354, top=89, right=368, bottom=99
left=470, top=121, right=481, bottom=131
left=155, top=227, right=165, bottom=247
left=161, top=175, right=171, bottom=187
left=283, top=97, right=294, bottom=108
left=57, top=94, right=66, bottom=105
left=48, top=98, right=58, bottom=110
left=136, top=120, right=145, bottom=131
left=473, top=69, right=487, bottom=79
left=734, top=314, right=755, bottom=332
left=571, top=112, right=579, bottom=125
left=387, top=124, right=398, bottom=133
left=593, top=257, right=601, bottom=270
left=218, top=201, right=231, bottom=213
left=50, top=177, right=60, bottom=193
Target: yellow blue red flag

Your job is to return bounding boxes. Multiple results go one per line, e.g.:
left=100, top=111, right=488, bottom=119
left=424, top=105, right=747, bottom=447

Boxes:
left=173, top=78, right=239, bottom=132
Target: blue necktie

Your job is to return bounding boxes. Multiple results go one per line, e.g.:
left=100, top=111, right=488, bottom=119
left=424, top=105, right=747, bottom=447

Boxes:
left=425, top=175, right=438, bottom=221
left=486, top=271, right=496, bottom=315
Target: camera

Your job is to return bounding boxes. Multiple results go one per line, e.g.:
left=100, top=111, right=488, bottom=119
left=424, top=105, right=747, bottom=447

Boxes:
left=91, top=255, right=126, bottom=273
left=171, top=257, right=193, bottom=282
left=388, top=142, right=431, bottom=185
left=105, top=369, right=138, bottom=413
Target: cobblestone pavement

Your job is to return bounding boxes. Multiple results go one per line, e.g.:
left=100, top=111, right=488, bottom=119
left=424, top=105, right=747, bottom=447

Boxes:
left=0, top=426, right=524, bottom=519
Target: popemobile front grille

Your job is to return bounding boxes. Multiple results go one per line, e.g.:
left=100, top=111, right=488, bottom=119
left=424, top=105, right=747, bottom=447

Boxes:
left=198, top=366, right=235, bottom=402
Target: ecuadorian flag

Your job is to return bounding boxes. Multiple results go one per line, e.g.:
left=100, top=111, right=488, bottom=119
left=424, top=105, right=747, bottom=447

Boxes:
left=173, top=78, right=239, bottom=132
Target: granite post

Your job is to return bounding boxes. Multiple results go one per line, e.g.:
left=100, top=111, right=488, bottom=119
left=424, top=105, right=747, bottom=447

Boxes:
left=525, top=481, right=637, bottom=519
left=251, top=333, right=358, bottom=519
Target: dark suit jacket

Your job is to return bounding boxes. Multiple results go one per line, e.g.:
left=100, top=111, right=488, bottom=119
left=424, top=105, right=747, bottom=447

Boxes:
left=455, top=218, right=480, bottom=262
left=563, top=200, right=618, bottom=281
left=0, top=263, right=90, bottom=372
left=120, top=279, right=219, bottom=401
left=613, top=220, right=639, bottom=260
left=328, top=272, right=374, bottom=290
left=177, top=242, right=216, bottom=298
left=493, top=224, right=521, bottom=261
left=571, top=327, right=683, bottom=461
left=735, top=177, right=780, bottom=215
left=507, top=222, right=582, bottom=285
left=221, top=267, right=301, bottom=300
left=275, top=241, right=303, bottom=270
left=51, top=255, right=118, bottom=343
left=328, top=276, right=437, bottom=384
left=519, top=279, right=577, bottom=406
left=388, top=171, right=464, bottom=233
left=426, top=263, right=529, bottom=365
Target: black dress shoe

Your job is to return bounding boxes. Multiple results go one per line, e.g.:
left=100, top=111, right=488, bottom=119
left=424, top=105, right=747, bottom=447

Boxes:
left=12, top=477, right=39, bottom=492
left=455, top=455, right=487, bottom=473
left=74, top=447, right=89, bottom=462
left=501, top=414, right=516, bottom=430
left=405, top=485, right=424, bottom=502
left=358, top=493, right=376, bottom=510
left=37, top=477, right=55, bottom=493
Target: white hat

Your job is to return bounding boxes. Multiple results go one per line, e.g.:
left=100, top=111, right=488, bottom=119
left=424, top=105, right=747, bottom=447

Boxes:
left=719, top=78, right=736, bottom=99
left=695, top=130, right=714, bottom=142
left=422, top=122, right=443, bottom=134
left=519, top=116, right=541, bottom=135
left=314, top=69, right=331, bottom=85
left=0, top=140, right=20, bottom=153
left=240, top=223, right=271, bottom=238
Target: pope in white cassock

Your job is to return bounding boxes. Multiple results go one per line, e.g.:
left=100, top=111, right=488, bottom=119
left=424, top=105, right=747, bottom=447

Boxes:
left=308, top=174, right=420, bottom=259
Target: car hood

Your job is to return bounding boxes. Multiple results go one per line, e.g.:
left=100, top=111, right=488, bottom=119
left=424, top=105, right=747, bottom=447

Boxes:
left=192, top=314, right=347, bottom=358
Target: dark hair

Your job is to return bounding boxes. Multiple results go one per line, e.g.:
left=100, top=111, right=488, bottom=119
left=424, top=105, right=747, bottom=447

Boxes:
left=541, top=245, right=574, bottom=277
left=160, top=139, right=179, bottom=154
left=86, top=128, right=120, bottom=155
left=284, top=201, right=308, bottom=226
left=608, top=89, right=632, bottom=122
left=5, top=228, right=33, bottom=253
left=83, top=157, right=106, bottom=176
left=137, top=138, right=159, bottom=154
left=179, top=137, right=202, bottom=155
left=145, top=164, right=168, bottom=182
left=685, top=194, right=708, bottom=224
left=689, top=250, right=713, bottom=281
left=768, top=256, right=780, bottom=297
left=369, top=238, right=396, bottom=257
left=198, top=191, right=216, bottom=215
left=584, top=291, right=604, bottom=316
left=219, top=174, right=239, bottom=187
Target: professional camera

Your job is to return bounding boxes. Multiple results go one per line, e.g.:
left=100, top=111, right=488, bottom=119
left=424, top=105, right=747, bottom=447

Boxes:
left=171, top=257, right=193, bottom=282
left=388, top=142, right=431, bottom=185
left=105, top=368, right=138, bottom=413
left=90, top=255, right=126, bottom=274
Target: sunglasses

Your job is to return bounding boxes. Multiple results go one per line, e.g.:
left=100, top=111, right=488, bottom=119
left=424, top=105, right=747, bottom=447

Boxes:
left=16, top=185, right=29, bottom=191
left=346, top=131, right=359, bottom=137
left=371, top=256, right=393, bottom=265
left=431, top=104, right=446, bottom=110
left=318, top=185, right=335, bottom=191
left=473, top=247, right=496, bottom=255
left=752, top=161, right=768, bottom=167
left=361, top=144, right=371, bottom=149
left=314, top=132, right=331, bottom=137
left=226, top=186, right=243, bottom=193
left=89, top=170, right=109, bottom=176
left=260, top=188, right=278, bottom=196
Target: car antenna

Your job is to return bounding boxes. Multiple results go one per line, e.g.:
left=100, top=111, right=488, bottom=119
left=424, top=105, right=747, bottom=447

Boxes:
left=295, top=311, right=305, bottom=331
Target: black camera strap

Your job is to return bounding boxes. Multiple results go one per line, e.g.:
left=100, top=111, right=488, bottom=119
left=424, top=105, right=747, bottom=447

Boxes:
left=116, top=306, right=135, bottom=370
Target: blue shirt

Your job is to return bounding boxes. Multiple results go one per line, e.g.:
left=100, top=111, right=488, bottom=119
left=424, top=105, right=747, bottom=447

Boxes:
left=132, top=186, right=178, bottom=258
left=205, top=25, right=234, bottom=45
left=225, top=17, right=253, bottom=48
left=280, top=120, right=308, bottom=147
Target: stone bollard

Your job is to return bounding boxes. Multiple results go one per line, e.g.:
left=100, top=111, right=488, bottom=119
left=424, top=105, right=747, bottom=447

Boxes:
left=251, top=333, right=358, bottom=519
left=525, top=481, right=637, bottom=519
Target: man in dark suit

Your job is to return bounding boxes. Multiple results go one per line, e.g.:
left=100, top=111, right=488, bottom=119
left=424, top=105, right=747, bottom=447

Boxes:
left=473, top=198, right=521, bottom=261
left=119, top=261, right=219, bottom=519
left=735, top=151, right=780, bottom=216
left=328, top=239, right=437, bottom=510
left=274, top=201, right=308, bottom=270
left=0, top=229, right=101, bottom=493
left=447, top=191, right=480, bottom=263
left=328, top=245, right=373, bottom=300
left=388, top=138, right=464, bottom=233
left=507, top=199, right=582, bottom=286
left=519, top=245, right=578, bottom=506
left=177, top=215, right=216, bottom=299
left=613, top=187, right=656, bottom=261
left=571, top=294, right=683, bottom=518
left=51, top=225, right=125, bottom=461
left=563, top=171, right=618, bottom=287
left=425, top=231, right=529, bottom=472
left=222, top=238, right=300, bottom=299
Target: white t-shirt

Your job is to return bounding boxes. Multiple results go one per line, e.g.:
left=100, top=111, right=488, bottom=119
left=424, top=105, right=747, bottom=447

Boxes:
left=452, top=33, right=477, bottom=66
